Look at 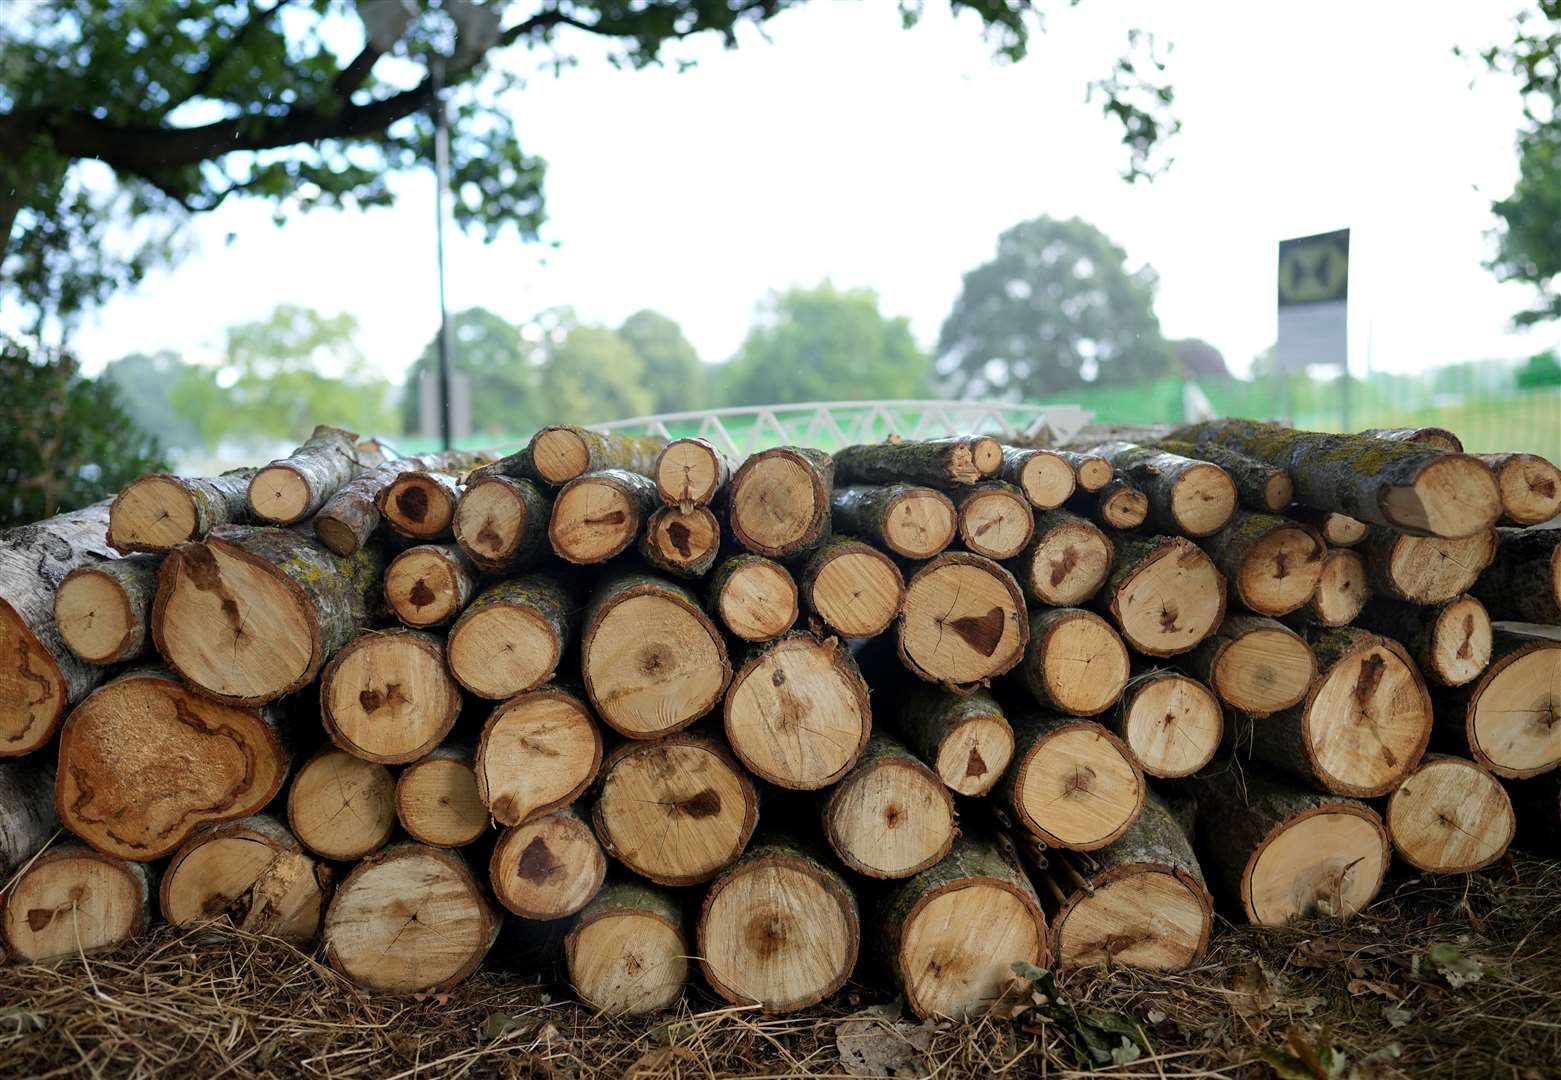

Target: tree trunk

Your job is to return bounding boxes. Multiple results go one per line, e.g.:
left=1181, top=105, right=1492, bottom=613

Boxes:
left=1201, top=511, right=1325, bottom=617
left=898, top=552, right=1028, bottom=690
left=1188, top=614, right=1316, bottom=717
left=890, top=684, right=1015, bottom=797
left=1056, top=449, right=1114, bottom=492
left=1365, top=526, right=1497, bottom=604
left=246, top=424, right=364, bottom=525
left=703, top=553, right=797, bottom=643
left=1106, top=669, right=1221, bottom=779
left=395, top=741, right=488, bottom=848
left=1294, top=547, right=1371, bottom=627
left=1360, top=426, right=1464, bottom=451
left=1474, top=452, right=1561, bottom=526
left=489, top=806, right=607, bottom=920
left=1005, top=510, right=1114, bottom=607
left=377, top=469, right=462, bottom=540
left=1154, top=439, right=1294, bottom=512
left=549, top=468, right=659, bottom=564
left=1087, top=441, right=1237, bottom=538
left=821, top=734, right=956, bottom=879
left=1470, top=526, right=1561, bottom=624
left=729, top=446, right=834, bottom=557
left=323, top=843, right=498, bottom=993
left=880, top=834, right=1048, bottom=1020
left=799, top=537, right=904, bottom=639
left=0, top=760, right=58, bottom=877
left=159, top=813, right=330, bottom=944
left=451, top=473, right=552, bottom=572
left=1235, top=627, right=1432, bottom=797
left=321, top=628, right=461, bottom=764
left=1169, top=418, right=1500, bottom=538
left=955, top=481, right=1035, bottom=559
left=696, top=834, right=860, bottom=1013
left=1096, top=534, right=1226, bottom=657
left=0, top=843, right=152, bottom=962
left=592, top=727, right=758, bottom=885
left=316, top=449, right=490, bottom=557
left=582, top=571, right=730, bottom=738
left=1185, top=764, right=1390, bottom=926
left=475, top=686, right=603, bottom=827
left=1017, top=607, right=1130, bottom=717
left=109, top=468, right=256, bottom=554
left=1385, top=754, right=1514, bottom=874
left=56, top=666, right=292, bottom=860
left=54, top=553, right=160, bottom=665
left=724, top=632, right=871, bottom=789
left=1428, top=627, right=1561, bottom=779
left=999, top=446, right=1076, bottom=509
left=639, top=505, right=722, bottom=578
left=1290, top=506, right=1370, bottom=547
left=565, top=880, right=688, bottom=1015
left=833, top=436, right=1002, bottom=488
left=655, top=437, right=730, bottom=509
left=830, top=484, right=955, bottom=560
left=446, top=574, right=577, bottom=701
left=152, top=524, right=383, bottom=705
left=383, top=543, right=477, bottom=628
left=287, top=746, right=396, bottom=861
left=999, top=707, right=1145, bottom=851
left=1068, top=477, right=1149, bottom=530
left=526, top=426, right=668, bottom=486
left=1355, top=594, right=1492, bottom=687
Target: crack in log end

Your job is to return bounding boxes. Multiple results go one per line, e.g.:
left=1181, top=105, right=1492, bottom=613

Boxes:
left=744, top=911, right=792, bottom=959
left=883, top=803, right=902, bottom=828
left=964, top=745, right=989, bottom=779
left=408, top=578, right=437, bottom=609
left=671, top=788, right=722, bottom=819
left=1062, top=765, right=1098, bottom=798
left=623, top=953, right=645, bottom=977
left=1352, top=654, right=1387, bottom=711
left=583, top=511, right=627, bottom=527
left=666, top=520, right=693, bottom=558
left=394, top=485, right=429, bottom=524
left=1049, top=547, right=1080, bottom=587
left=947, top=607, right=1005, bottom=656
left=516, top=836, right=563, bottom=883
left=490, top=796, right=520, bottom=824
left=1272, top=552, right=1289, bottom=579
left=1158, top=603, right=1180, bottom=633
left=775, top=688, right=807, bottom=732
left=637, top=646, right=670, bottom=678
left=1456, top=616, right=1475, bottom=660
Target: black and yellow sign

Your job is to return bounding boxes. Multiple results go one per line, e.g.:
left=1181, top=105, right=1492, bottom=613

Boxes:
left=1278, top=229, right=1349, bottom=307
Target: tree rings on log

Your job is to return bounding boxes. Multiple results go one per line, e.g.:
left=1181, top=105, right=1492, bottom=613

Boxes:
left=1301, top=547, right=1371, bottom=627
left=321, top=629, right=460, bottom=764
left=640, top=505, right=722, bottom=578
left=476, top=688, right=602, bottom=828
left=1006, top=511, right=1113, bottom=607
left=830, top=484, right=956, bottom=560
left=1386, top=754, right=1514, bottom=873
left=1356, top=595, right=1492, bottom=688
left=1155, top=439, right=1293, bottom=513
left=1082, top=478, right=1149, bottom=530
left=160, top=814, right=328, bottom=943
left=108, top=469, right=254, bottom=554
left=894, top=685, right=1015, bottom=796
left=821, top=735, right=956, bottom=879
left=1001, top=712, right=1145, bottom=850
left=1366, top=527, right=1497, bottom=605
left=1292, top=508, right=1370, bottom=547
left=452, top=474, right=551, bottom=572
left=528, top=426, right=666, bottom=486
left=490, top=808, right=606, bottom=920
left=1110, top=671, right=1222, bottom=779
left=707, top=555, right=799, bottom=642
left=447, top=575, right=576, bottom=700
left=1000, top=446, right=1076, bottom=509
left=1057, top=450, right=1114, bottom=493
left=565, top=881, right=689, bottom=1015
left=799, top=538, right=904, bottom=639
left=655, top=437, right=729, bottom=508
left=1471, top=527, right=1561, bottom=625
left=956, top=481, right=1034, bottom=560
left=383, top=544, right=476, bottom=628
left=246, top=424, right=360, bottom=525
left=549, top=469, right=659, bottom=564
left=396, top=745, right=488, bottom=848
left=54, top=554, right=159, bottom=664
left=287, top=747, right=396, bottom=861
left=1433, top=629, right=1561, bottom=779
left=898, top=553, right=1028, bottom=689
left=1189, top=615, right=1316, bottom=718
left=1018, top=608, right=1130, bottom=717
left=1, top=844, right=151, bottom=962
left=1100, top=535, right=1226, bottom=657
left=378, top=470, right=461, bottom=540
left=1476, top=452, right=1561, bottom=525
left=729, top=447, right=833, bottom=558
left=1092, top=442, right=1238, bottom=538
left=1205, top=512, right=1325, bottom=617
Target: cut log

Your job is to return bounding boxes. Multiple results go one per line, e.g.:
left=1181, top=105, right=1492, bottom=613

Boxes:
left=321, top=628, right=461, bottom=765
left=1057, top=449, right=1114, bottom=493
left=1470, top=527, right=1561, bottom=624
left=834, top=436, right=1002, bottom=489
left=2, top=501, right=118, bottom=757
left=377, top=469, right=462, bottom=540
left=1291, top=507, right=1370, bottom=548
left=159, top=814, right=329, bottom=943
left=383, top=543, right=477, bottom=628
left=1098, top=535, right=1226, bottom=658
left=898, top=553, right=1028, bottom=689
left=287, top=747, right=396, bottom=861
left=999, top=446, right=1076, bottom=509
left=549, top=468, right=659, bottom=564
left=1154, top=439, right=1294, bottom=513
left=799, top=537, right=904, bottom=639
left=1238, top=628, right=1432, bottom=797
left=999, top=708, right=1145, bottom=850
left=109, top=468, right=255, bottom=554
left=1186, top=764, right=1390, bottom=925
left=724, top=633, right=871, bottom=789
left=706, top=554, right=798, bottom=642
left=317, top=449, right=490, bottom=557
left=892, top=685, right=1015, bottom=796
left=54, top=553, right=160, bottom=665
left=246, top=424, right=362, bottom=525
left=1169, top=419, right=1500, bottom=538
left=591, top=728, right=758, bottom=885
left=1298, top=547, right=1371, bottom=627
left=1202, top=512, right=1324, bottom=617
left=1475, top=452, right=1561, bottom=526
left=323, top=843, right=498, bottom=992
left=528, top=426, right=667, bottom=486
left=639, top=505, right=722, bottom=578
left=1072, top=477, right=1149, bottom=531
left=1354, top=595, right=1492, bottom=688
left=1429, top=628, right=1561, bottom=779
left=451, top=473, right=551, bottom=572
left=1365, top=526, right=1497, bottom=604
left=1107, top=670, right=1222, bottom=779
left=821, top=734, right=956, bottom=879
left=1088, top=442, right=1238, bottom=538
left=565, top=880, right=689, bottom=1015
left=396, top=742, right=488, bottom=848
left=1188, top=615, right=1316, bottom=718
left=880, top=834, right=1048, bottom=1019
left=0, top=843, right=151, bottom=962
left=729, top=446, right=834, bottom=557
left=955, top=481, right=1035, bottom=560
left=152, top=525, right=383, bottom=705
left=1033, top=791, right=1212, bottom=971
left=1385, top=754, right=1514, bottom=874
left=830, top=484, right=956, bottom=560
left=582, top=572, right=730, bottom=738
left=1017, top=608, right=1130, bottom=717
left=56, top=667, right=292, bottom=860
left=1360, top=426, right=1463, bottom=452
left=447, top=575, right=577, bottom=701
left=0, top=760, right=58, bottom=877
left=475, top=687, right=603, bottom=828
left=1005, top=510, right=1114, bottom=607
left=696, top=835, right=859, bottom=1013
left=490, top=807, right=607, bottom=920
left=655, top=437, right=730, bottom=508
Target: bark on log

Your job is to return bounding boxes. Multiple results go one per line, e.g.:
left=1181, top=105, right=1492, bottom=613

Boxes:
left=383, top=543, right=476, bottom=628
left=246, top=424, right=363, bottom=525
left=830, top=484, right=956, bottom=560
left=490, top=807, right=607, bottom=920
left=475, top=687, right=602, bottom=828
left=798, top=537, right=904, bottom=639
left=1087, top=441, right=1238, bottom=538
left=0, top=843, right=152, bottom=962
left=898, top=553, right=1028, bottom=689
left=159, top=813, right=329, bottom=944
left=321, top=628, right=461, bottom=764
left=1056, top=449, right=1114, bottom=492
left=1017, top=608, right=1130, bottom=717
left=1097, top=534, right=1227, bottom=657
left=451, top=473, right=551, bottom=572
left=1296, top=547, right=1371, bottom=627
left=565, top=880, right=689, bottom=1015
left=0, top=760, right=58, bottom=878
left=655, top=437, right=730, bottom=509
left=109, top=468, right=255, bottom=554
left=821, top=734, right=956, bottom=879
left=1385, top=754, right=1514, bottom=874
left=54, top=553, right=160, bottom=665
left=1360, top=426, right=1464, bottom=452
left=724, top=632, right=871, bottom=789
left=833, top=437, right=1002, bottom=489
left=891, top=684, right=1014, bottom=796
left=287, top=746, right=396, bottom=861
left=955, top=481, right=1035, bottom=560
left=1170, top=419, right=1501, bottom=538
left=56, top=667, right=292, bottom=860
left=1470, top=527, right=1561, bottom=624
left=880, top=834, right=1048, bottom=1019
left=316, top=449, right=490, bottom=556
left=729, top=446, right=834, bottom=557
left=1106, top=670, right=1222, bottom=779
left=639, top=505, right=721, bottom=578
left=1428, top=627, right=1561, bottom=779
left=1187, top=614, right=1316, bottom=718
left=999, top=446, right=1076, bottom=509
left=706, top=553, right=798, bottom=642
left=152, top=524, right=383, bottom=705
left=1354, top=594, right=1492, bottom=688
left=1202, top=512, right=1325, bottom=617
left=1154, top=439, right=1294, bottom=513
left=998, top=707, right=1145, bottom=851
left=377, top=469, right=462, bottom=541
left=527, top=426, right=667, bottom=486
left=396, top=741, right=488, bottom=848
left=1005, top=510, right=1114, bottom=608
left=1069, top=477, right=1149, bottom=531
left=696, top=834, right=860, bottom=1013
left=1290, top=507, right=1370, bottom=547
left=1365, top=526, right=1497, bottom=604
left=549, top=468, right=659, bottom=564
left=1474, top=452, right=1561, bottom=526
left=447, top=575, right=577, bottom=701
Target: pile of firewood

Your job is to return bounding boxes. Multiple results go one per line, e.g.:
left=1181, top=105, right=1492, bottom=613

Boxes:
left=1, top=418, right=1558, bottom=1019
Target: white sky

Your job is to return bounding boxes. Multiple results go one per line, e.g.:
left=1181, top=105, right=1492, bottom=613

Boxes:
left=58, top=0, right=1552, bottom=381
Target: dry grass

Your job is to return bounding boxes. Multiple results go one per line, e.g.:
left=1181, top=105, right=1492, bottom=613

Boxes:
left=1, top=856, right=1557, bottom=1079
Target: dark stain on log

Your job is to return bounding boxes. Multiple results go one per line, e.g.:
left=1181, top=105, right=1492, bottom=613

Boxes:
left=964, top=745, right=988, bottom=779
left=1352, top=654, right=1387, bottom=710
left=517, top=836, right=562, bottom=883
left=745, top=911, right=791, bottom=958
left=771, top=668, right=786, bottom=687
left=1049, top=547, right=1080, bottom=587
left=409, top=578, right=436, bottom=609
left=359, top=683, right=407, bottom=714
left=1456, top=615, right=1474, bottom=660
left=180, top=544, right=243, bottom=634
left=638, top=646, right=669, bottom=677
left=25, top=908, right=56, bottom=932
left=1159, top=603, right=1180, bottom=633
left=884, top=803, right=902, bottom=828
left=666, top=520, right=693, bottom=557
left=672, top=788, right=721, bottom=818
left=948, top=607, right=1004, bottom=656
left=1532, top=475, right=1557, bottom=499
left=395, top=485, right=429, bottom=524
left=584, top=511, right=627, bottom=527
left=1273, top=551, right=1290, bottom=579
left=475, top=519, right=503, bottom=553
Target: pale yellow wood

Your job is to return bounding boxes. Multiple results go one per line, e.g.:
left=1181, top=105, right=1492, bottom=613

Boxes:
left=1121, top=675, right=1221, bottom=779
left=397, top=756, right=487, bottom=848
left=1054, top=870, right=1207, bottom=971
left=1112, top=542, right=1224, bottom=656
left=731, top=456, right=816, bottom=552
left=1246, top=811, right=1387, bottom=924
left=384, top=547, right=464, bottom=627
left=1016, top=726, right=1143, bottom=849
left=959, top=487, right=1032, bottom=559
left=1171, top=462, right=1237, bottom=536
left=532, top=428, right=590, bottom=483
left=725, top=637, right=869, bottom=788
left=569, top=912, right=688, bottom=1014
left=324, top=634, right=459, bottom=763
left=107, top=476, right=197, bottom=550
left=288, top=750, right=396, bottom=861
left=1379, top=454, right=1501, bottom=539
left=477, top=690, right=601, bottom=827
left=900, top=561, right=1025, bottom=685
left=452, top=479, right=528, bottom=564
left=447, top=604, right=560, bottom=700
left=716, top=561, right=797, bottom=641
left=827, top=760, right=954, bottom=878
left=900, top=884, right=1044, bottom=1019
left=1381, top=530, right=1497, bottom=602
left=2, top=848, right=147, bottom=962
left=54, top=569, right=135, bottom=664
left=810, top=550, right=902, bottom=637
left=932, top=715, right=1015, bottom=797
left=551, top=478, right=639, bottom=563
left=1308, top=641, right=1430, bottom=793
left=656, top=439, right=724, bottom=506
left=1020, top=522, right=1112, bottom=606
left=490, top=810, right=606, bottom=919
left=161, top=830, right=324, bottom=943
left=585, top=593, right=727, bottom=737
left=647, top=507, right=719, bottom=568
left=1014, top=452, right=1076, bottom=509
left=1029, top=611, right=1129, bottom=716
left=1489, top=453, right=1561, bottom=525
left=1212, top=626, right=1315, bottom=715
left=1309, top=548, right=1370, bottom=626
left=1470, top=646, right=1561, bottom=775
left=1237, top=525, right=1325, bottom=615
left=1431, top=595, right=1493, bottom=687
left=882, top=490, right=957, bottom=559
left=247, top=465, right=312, bottom=524
left=1321, top=513, right=1369, bottom=546
left=969, top=437, right=1003, bottom=476
left=1387, top=756, right=1514, bottom=873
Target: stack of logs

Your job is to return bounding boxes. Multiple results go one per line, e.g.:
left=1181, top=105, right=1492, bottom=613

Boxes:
left=1, top=417, right=1559, bottom=1020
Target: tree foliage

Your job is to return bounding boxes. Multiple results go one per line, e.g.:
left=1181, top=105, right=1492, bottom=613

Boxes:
left=935, top=215, right=1174, bottom=398
left=401, top=307, right=543, bottom=436
left=540, top=323, right=654, bottom=422
left=618, top=309, right=705, bottom=413
left=100, top=350, right=207, bottom=452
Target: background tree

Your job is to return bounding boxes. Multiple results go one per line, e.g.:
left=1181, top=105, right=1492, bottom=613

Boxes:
left=540, top=324, right=654, bottom=423
left=0, top=336, right=167, bottom=525
left=100, top=350, right=206, bottom=452
left=936, top=215, right=1175, bottom=398
left=401, top=307, right=542, bottom=437
left=618, top=310, right=706, bottom=413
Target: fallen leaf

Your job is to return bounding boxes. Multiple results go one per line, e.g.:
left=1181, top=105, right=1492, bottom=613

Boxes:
left=1381, top=1006, right=1414, bottom=1029
left=1232, top=961, right=1277, bottom=1019
left=478, top=1012, right=530, bottom=1042
left=1260, top=1025, right=1348, bottom=1080
left=836, top=1005, right=934, bottom=1078
left=1346, top=978, right=1401, bottom=1001
left=1424, top=943, right=1484, bottom=988
left=624, top=1046, right=695, bottom=1079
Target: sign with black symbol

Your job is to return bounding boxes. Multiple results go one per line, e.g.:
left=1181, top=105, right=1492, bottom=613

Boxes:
left=1276, top=228, right=1349, bottom=370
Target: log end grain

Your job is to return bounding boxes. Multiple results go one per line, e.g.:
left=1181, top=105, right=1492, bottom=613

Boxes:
left=655, top=438, right=728, bottom=507
left=1379, top=454, right=1501, bottom=539
left=1460, top=638, right=1561, bottom=779
left=822, top=738, right=956, bottom=879
left=642, top=505, right=721, bottom=577
left=0, top=601, right=68, bottom=757
left=550, top=472, right=650, bottom=564
left=246, top=463, right=315, bottom=525
left=1307, top=547, right=1371, bottom=626
left=160, top=817, right=328, bottom=944
left=877, top=487, right=958, bottom=560
left=1297, top=635, right=1431, bottom=797
left=934, top=712, right=1015, bottom=798
left=447, top=577, right=575, bottom=701
left=1386, top=755, right=1514, bottom=874
left=711, top=557, right=799, bottom=642
left=452, top=475, right=545, bottom=569
left=490, top=809, right=606, bottom=920
left=899, top=554, right=1028, bottom=688
left=803, top=541, right=904, bottom=639
left=476, top=689, right=602, bottom=828
left=1, top=845, right=150, bottom=962
left=1233, top=521, right=1326, bottom=616
left=107, top=475, right=198, bottom=552
left=1205, top=619, right=1316, bottom=717
left=531, top=427, right=593, bottom=484
left=1012, top=514, right=1113, bottom=607
left=322, top=630, right=461, bottom=764
left=1374, top=528, right=1497, bottom=604
left=1052, top=867, right=1211, bottom=972
left=1012, top=721, right=1145, bottom=850
left=1487, top=452, right=1561, bottom=525
left=54, top=565, right=142, bottom=665
left=384, top=545, right=473, bottom=628
left=1108, top=538, right=1226, bottom=658
left=288, top=749, right=397, bottom=862
left=1119, top=672, right=1222, bottom=779
left=1428, top=594, right=1494, bottom=688
left=565, top=884, right=689, bottom=1015
left=729, top=448, right=832, bottom=558
left=958, top=483, right=1034, bottom=560
left=1241, top=803, right=1390, bottom=926
left=1022, top=609, right=1130, bottom=717
left=380, top=472, right=459, bottom=539
left=1009, top=449, right=1077, bottom=509
left=1097, top=481, right=1149, bottom=529
left=1170, top=462, right=1238, bottom=537
left=397, top=752, right=489, bottom=848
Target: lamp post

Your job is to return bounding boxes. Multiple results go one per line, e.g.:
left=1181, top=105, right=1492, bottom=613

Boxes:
left=430, top=56, right=455, bottom=451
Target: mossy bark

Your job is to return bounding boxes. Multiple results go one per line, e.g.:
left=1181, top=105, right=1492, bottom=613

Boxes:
left=109, top=469, right=256, bottom=554
left=638, top=505, right=721, bottom=578
left=833, top=438, right=993, bottom=488
left=1470, top=526, right=1561, bottom=624
left=1087, top=441, right=1235, bottom=536
left=830, top=483, right=956, bottom=558
left=1360, top=426, right=1463, bottom=452
left=246, top=424, right=364, bottom=525
left=316, top=449, right=491, bottom=556
left=1155, top=439, right=1293, bottom=512
left=892, top=684, right=1011, bottom=795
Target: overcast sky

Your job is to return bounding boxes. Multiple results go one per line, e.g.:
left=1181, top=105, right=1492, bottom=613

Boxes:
left=58, top=1, right=1550, bottom=380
